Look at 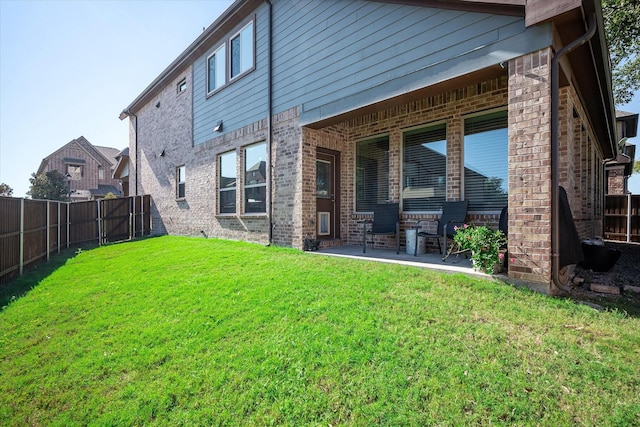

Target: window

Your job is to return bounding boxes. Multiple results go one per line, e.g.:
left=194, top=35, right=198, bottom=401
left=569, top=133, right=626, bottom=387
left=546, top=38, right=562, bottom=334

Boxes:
left=207, top=44, right=226, bottom=94
left=463, top=110, right=508, bottom=211
left=99, top=169, right=104, bottom=180
left=206, top=19, right=254, bottom=95
left=244, top=142, right=266, bottom=213
left=67, top=165, right=83, bottom=180
left=231, top=21, right=254, bottom=79
left=403, top=124, right=447, bottom=211
left=219, top=151, right=236, bottom=214
left=177, top=78, right=187, bottom=93
left=356, top=136, right=389, bottom=212
left=176, top=165, right=186, bottom=199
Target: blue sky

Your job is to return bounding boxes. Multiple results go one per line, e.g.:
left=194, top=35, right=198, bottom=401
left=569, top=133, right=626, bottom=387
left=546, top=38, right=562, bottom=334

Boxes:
left=0, top=0, right=234, bottom=197
left=0, top=0, right=638, bottom=197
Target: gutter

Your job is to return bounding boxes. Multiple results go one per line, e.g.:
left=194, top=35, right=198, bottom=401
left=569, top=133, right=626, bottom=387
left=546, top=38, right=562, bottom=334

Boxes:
left=550, top=14, right=596, bottom=293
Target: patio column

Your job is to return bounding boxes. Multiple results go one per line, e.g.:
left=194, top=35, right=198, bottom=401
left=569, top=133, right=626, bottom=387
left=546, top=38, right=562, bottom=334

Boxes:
left=507, top=48, right=553, bottom=291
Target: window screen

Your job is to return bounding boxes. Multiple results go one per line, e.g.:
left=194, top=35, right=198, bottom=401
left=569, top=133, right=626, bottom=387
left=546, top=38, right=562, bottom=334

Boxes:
left=403, top=124, right=447, bottom=211
left=463, top=110, right=508, bottom=211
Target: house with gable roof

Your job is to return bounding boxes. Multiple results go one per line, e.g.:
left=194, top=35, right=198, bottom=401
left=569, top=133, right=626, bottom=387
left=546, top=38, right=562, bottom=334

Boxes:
left=120, top=0, right=635, bottom=294
left=37, top=136, right=124, bottom=201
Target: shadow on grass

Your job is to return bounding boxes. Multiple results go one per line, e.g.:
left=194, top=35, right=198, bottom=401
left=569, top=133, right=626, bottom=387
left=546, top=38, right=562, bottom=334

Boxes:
left=0, top=247, right=85, bottom=310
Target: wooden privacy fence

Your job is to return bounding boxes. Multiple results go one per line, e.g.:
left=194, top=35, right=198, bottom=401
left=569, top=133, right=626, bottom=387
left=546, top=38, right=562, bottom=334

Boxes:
left=0, top=195, right=151, bottom=284
left=604, top=194, right=640, bottom=243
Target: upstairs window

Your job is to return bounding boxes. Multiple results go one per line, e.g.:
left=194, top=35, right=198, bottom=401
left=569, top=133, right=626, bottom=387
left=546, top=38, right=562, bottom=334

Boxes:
left=219, top=151, right=236, bottom=214
left=231, top=21, right=254, bottom=79
left=356, top=136, right=389, bottom=212
left=177, top=78, right=187, bottom=93
left=176, top=165, right=186, bottom=199
left=207, top=44, right=226, bottom=94
left=244, top=142, right=266, bottom=214
left=463, top=110, right=508, bottom=211
left=206, top=19, right=254, bottom=95
left=67, top=165, right=83, bottom=180
left=403, top=123, right=447, bottom=212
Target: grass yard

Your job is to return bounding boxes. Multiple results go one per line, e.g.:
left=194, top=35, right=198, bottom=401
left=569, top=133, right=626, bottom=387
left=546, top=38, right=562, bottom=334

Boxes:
left=1, top=236, right=639, bottom=426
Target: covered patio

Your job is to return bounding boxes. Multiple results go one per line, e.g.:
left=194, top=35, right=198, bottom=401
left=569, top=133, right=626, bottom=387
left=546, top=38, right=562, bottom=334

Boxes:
left=308, top=245, right=495, bottom=277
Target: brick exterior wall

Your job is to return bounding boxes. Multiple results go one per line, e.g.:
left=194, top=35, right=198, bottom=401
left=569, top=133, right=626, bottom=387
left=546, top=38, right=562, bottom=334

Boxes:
left=507, top=48, right=553, bottom=286
left=607, top=167, right=625, bottom=195
left=130, top=49, right=610, bottom=292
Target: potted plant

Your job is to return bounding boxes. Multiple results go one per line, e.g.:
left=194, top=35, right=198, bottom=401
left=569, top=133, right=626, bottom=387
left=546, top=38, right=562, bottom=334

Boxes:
left=452, top=224, right=507, bottom=274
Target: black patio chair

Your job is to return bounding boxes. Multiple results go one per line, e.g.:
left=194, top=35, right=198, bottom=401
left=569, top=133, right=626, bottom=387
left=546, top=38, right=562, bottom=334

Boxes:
left=362, top=203, right=400, bottom=254
left=414, top=200, right=469, bottom=258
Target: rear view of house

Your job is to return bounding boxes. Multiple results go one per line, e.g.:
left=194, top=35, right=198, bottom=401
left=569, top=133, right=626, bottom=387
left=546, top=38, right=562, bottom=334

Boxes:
left=121, top=0, right=624, bottom=293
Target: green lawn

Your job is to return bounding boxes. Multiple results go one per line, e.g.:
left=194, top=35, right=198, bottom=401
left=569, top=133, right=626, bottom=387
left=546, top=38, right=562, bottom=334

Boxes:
left=1, top=236, right=638, bottom=426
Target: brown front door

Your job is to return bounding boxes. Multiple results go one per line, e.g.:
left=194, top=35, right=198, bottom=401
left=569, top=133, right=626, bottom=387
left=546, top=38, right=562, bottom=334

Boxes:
left=316, top=149, right=340, bottom=240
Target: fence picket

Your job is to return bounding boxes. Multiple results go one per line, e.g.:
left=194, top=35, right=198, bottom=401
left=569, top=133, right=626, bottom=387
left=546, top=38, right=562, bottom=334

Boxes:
left=0, top=195, right=151, bottom=284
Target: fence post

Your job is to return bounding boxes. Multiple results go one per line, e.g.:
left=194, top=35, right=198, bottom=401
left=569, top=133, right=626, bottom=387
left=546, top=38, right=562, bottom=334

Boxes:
left=46, top=201, right=51, bottom=262
left=19, top=198, right=24, bottom=275
left=97, top=199, right=102, bottom=246
left=67, top=202, right=70, bottom=248
left=627, top=193, right=632, bottom=243
left=57, top=202, right=61, bottom=254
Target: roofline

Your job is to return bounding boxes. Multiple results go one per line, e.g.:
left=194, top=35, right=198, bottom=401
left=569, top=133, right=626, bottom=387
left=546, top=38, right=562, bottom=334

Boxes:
left=368, top=0, right=525, bottom=16
left=120, top=0, right=262, bottom=119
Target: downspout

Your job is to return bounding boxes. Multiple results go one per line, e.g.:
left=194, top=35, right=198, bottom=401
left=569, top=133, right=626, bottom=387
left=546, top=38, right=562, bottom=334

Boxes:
left=551, top=14, right=596, bottom=292
left=265, top=0, right=274, bottom=245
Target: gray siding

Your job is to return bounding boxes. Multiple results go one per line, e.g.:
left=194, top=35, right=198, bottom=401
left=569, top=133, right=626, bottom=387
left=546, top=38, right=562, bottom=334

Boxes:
left=193, top=3, right=270, bottom=146
left=193, top=0, right=552, bottom=142
left=270, top=0, right=551, bottom=125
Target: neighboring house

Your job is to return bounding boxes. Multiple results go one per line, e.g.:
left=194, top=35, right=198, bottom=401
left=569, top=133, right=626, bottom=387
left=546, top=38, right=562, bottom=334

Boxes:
left=112, top=148, right=131, bottom=197
left=120, top=0, right=634, bottom=293
left=606, top=111, right=638, bottom=195
left=37, top=136, right=124, bottom=201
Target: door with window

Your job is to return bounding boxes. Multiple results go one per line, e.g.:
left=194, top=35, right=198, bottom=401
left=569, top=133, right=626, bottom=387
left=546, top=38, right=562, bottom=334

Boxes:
left=316, top=149, right=340, bottom=240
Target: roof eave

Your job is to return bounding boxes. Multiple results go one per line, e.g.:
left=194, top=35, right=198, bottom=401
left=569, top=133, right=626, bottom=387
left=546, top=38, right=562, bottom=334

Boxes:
left=120, top=0, right=262, bottom=119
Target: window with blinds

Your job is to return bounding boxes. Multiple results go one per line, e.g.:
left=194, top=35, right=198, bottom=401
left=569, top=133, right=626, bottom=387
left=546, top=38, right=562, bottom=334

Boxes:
left=463, top=110, right=508, bottom=211
left=356, top=136, right=389, bottom=212
left=402, top=123, right=447, bottom=212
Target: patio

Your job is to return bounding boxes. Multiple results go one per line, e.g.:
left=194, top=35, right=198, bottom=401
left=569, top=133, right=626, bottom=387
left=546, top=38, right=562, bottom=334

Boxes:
left=308, top=245, right=491, bottom=277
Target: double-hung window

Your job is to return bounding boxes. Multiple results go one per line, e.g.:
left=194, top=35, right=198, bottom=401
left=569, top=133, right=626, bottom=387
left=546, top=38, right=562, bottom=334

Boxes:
left=176, top=165, right=186, bottom=199
left=219, top=151, right=236, bottom=214
left=355, top=136, right=389, bottom=212
left=244, top=142, right=266, bottom=214
left=402, top=123, right=447, bottom=211
left=206, top=19, right=254, bottom=94
left=463, top=110, right=508, bottom=211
